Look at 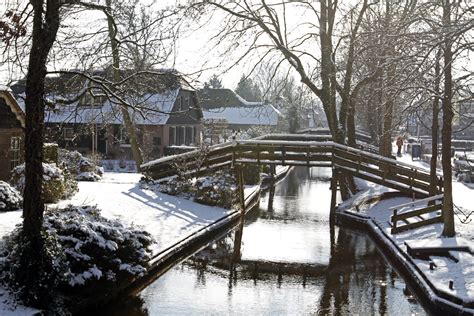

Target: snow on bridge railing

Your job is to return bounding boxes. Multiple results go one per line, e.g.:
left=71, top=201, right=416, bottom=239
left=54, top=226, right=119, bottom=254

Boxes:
left=388, top=194, right=444, bottom=211
left=237, top=139, right=432, bottom=176
left=142, top=136, right=437, bottom=185
left=141, top=141, right=235, bottom=169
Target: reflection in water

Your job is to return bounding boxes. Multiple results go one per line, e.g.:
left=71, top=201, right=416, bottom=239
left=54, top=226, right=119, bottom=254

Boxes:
left=101, top=167, right=426, bottom=315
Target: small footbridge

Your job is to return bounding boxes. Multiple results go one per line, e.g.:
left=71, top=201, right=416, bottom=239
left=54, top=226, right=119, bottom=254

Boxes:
left=141, top=134, right=443, bottom=198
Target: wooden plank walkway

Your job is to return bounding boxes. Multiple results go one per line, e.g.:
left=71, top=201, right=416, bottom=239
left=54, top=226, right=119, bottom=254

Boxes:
left=141, top=134, right=443, bottom=197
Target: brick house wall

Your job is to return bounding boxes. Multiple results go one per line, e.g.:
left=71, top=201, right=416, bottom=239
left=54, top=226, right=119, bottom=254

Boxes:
left=0, top=94, right=24, bottom=181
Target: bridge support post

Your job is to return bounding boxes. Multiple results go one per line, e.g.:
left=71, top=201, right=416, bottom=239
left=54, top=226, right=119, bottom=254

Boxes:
left=233, top=164, right=246, bottom=262
left=330, top=169, right=339, bottom=225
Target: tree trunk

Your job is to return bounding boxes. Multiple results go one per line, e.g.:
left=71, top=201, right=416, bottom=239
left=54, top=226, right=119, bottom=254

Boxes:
left=20, top=0, right=61, bottom=306
left=380, top=98, right=394, bottom=157
left=346, top=99, right=356, bottom=146
left=430, top=51, right=441, bottom=196
left=441, top=0, right=455, bottom=237
left=105, top=0, right=144, bottom=170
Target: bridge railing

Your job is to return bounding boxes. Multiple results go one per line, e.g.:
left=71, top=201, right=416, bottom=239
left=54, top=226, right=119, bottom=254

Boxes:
left=390, top=194, right=444, bottom=234
left=141, top=136, right=442, bottom=196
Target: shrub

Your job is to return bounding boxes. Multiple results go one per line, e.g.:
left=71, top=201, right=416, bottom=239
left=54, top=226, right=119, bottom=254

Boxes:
left=43, top=143, right=59, bottom=164
left=194, top=170, right=237, bottom=208
left=10, top=163, right=70, bottom=203
left=0, top=206, right=154, bottom=312
left=44, top=206, right=154, bottom=293
left=0, top=181, right=22, bottom=212
left=242, top=164, right=262, bottom=185
left=58, top=149, right=103, bottom=182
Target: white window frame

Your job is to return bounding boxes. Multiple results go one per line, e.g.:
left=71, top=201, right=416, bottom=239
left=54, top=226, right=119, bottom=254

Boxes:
left=119, top=126, right=131, bottom=147
left=63, top=127, right=74, bottom=140
left=10, top=137, right=21, bottom=169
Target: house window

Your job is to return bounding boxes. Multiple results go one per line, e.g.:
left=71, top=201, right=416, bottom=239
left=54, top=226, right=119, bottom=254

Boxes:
left=193, top=126, right=197, bottom=144
left=169, top=126, right=176, bottom=146
left=119, top=126, right=131, bottom=147
left=169, top=126, right=197, bottom=146
left=10, top=137, right=21, bottom=169
left=185, top=126, right=193, bottom=145
left=178, top=96, right=183, bottom=111
left=79, top=90, right=106, bottom=107
left=176, top=126, right=185, bottom=145
left=63, top=127, right=74, bottom=140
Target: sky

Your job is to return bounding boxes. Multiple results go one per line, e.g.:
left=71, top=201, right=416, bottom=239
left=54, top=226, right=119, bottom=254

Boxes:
left=0, top=0, right=259, bottom=89
left=1, top=1, right=472, bottom=91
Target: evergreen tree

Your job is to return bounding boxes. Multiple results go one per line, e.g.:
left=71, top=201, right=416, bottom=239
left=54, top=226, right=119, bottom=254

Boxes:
left=205, top=74, right=224, bottom=88
left=235, top=74, right=261, bottom=102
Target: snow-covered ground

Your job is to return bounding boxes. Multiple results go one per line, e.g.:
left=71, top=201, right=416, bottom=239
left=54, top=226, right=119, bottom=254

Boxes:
left=339, top=146, right=474, bottom=310
left=396, top=148, right=473, bottom=218
left=54, top=172, right=246, bottom=256
left=0, top=172, right=258, bottom=314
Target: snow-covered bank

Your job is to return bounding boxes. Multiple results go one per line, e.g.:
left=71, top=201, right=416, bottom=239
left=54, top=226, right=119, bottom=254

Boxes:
left=55, top=172, right=239, bottom=256
left=0, top=171, right=261, bottom=313
left=338, top=184, right=474, bottom=313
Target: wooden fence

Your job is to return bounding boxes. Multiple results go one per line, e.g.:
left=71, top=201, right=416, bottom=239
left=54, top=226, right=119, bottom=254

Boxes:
left=389, top=194, right=444, bottom=234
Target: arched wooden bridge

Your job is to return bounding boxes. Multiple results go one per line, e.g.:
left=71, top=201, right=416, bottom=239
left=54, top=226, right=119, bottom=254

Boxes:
left=141, top=134, right=443, bottom=197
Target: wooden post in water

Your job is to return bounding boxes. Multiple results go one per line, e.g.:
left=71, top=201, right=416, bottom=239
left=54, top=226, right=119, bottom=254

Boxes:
left=233, top=164, right=246, bottom=262
left=330, top=168, right=338, bottom=225
left=267, top=185, right=275, bottom=212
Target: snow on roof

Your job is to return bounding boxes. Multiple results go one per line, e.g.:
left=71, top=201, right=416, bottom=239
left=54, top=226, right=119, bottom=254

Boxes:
left=0, top=89, right=25, bottom=127
left=202, top=103, right=280, bottom=126
left=45, top=89, right=179, bottom=125
left=0, top=84, right=12, bottom=92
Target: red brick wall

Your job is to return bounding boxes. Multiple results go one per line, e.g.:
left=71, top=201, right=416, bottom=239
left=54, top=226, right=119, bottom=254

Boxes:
left=0, top=128, right=23, bottom=181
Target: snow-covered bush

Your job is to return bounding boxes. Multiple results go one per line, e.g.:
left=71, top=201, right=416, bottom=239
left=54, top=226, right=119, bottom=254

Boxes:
left=0, top=181, right=22, bottom=212
left=194, top=171, right=237, bottom=208
left=0, top=206, right=154, bottom=311
left=43, top=143, right=59, bottom=163
left=154, top=175, right=195, bottom=197
left=58, top=149, right=103, bottom=182
left=43, top=206, right=154, bottom=292
left=148, top=168, right=239, bottom=208
left=10, top=163, right=75, bottom=203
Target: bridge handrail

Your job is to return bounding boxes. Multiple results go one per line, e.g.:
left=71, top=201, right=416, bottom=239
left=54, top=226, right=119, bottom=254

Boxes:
left=388, top=194, right=444, bottom=211
left=236, top=139, right=334, bottom=147
left=237, top=140, right=431, bottom=176
left=331, top=143, right=428, bottom=173
left=141, top=141, right=235, bottom=169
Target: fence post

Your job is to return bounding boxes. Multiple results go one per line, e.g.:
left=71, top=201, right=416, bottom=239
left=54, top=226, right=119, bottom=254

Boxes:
left=236, top=164, right=245, bottom=216
left=391, top=209, right=398, bottom=234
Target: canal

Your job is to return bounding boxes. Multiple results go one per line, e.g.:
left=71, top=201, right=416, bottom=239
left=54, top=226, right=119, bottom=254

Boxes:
left=104, top=167, right=427, bottom=315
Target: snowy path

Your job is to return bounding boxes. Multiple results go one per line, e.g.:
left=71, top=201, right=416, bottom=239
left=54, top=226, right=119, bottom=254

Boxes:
left=396, top=147, right=473, bottom=216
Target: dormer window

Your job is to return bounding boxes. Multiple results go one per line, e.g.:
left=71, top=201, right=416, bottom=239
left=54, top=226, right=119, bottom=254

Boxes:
left=79, top=89, right=106, bottom=107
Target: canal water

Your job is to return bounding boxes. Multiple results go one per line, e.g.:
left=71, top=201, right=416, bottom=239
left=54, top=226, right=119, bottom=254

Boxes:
left=105, top=167, right=427, bottom=315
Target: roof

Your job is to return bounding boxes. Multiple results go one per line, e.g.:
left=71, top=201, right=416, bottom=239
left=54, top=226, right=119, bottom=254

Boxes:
left=10, top=69, right=199, bottom=126
left=0, top=87, right=25, bottom=128
left=202, top=106, right=280, bottom=126
left=199, top=88, right=280, bottom=126
left=198, top=88, right=262, bottom=109
left=43, top=90, right=179, bottom=125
